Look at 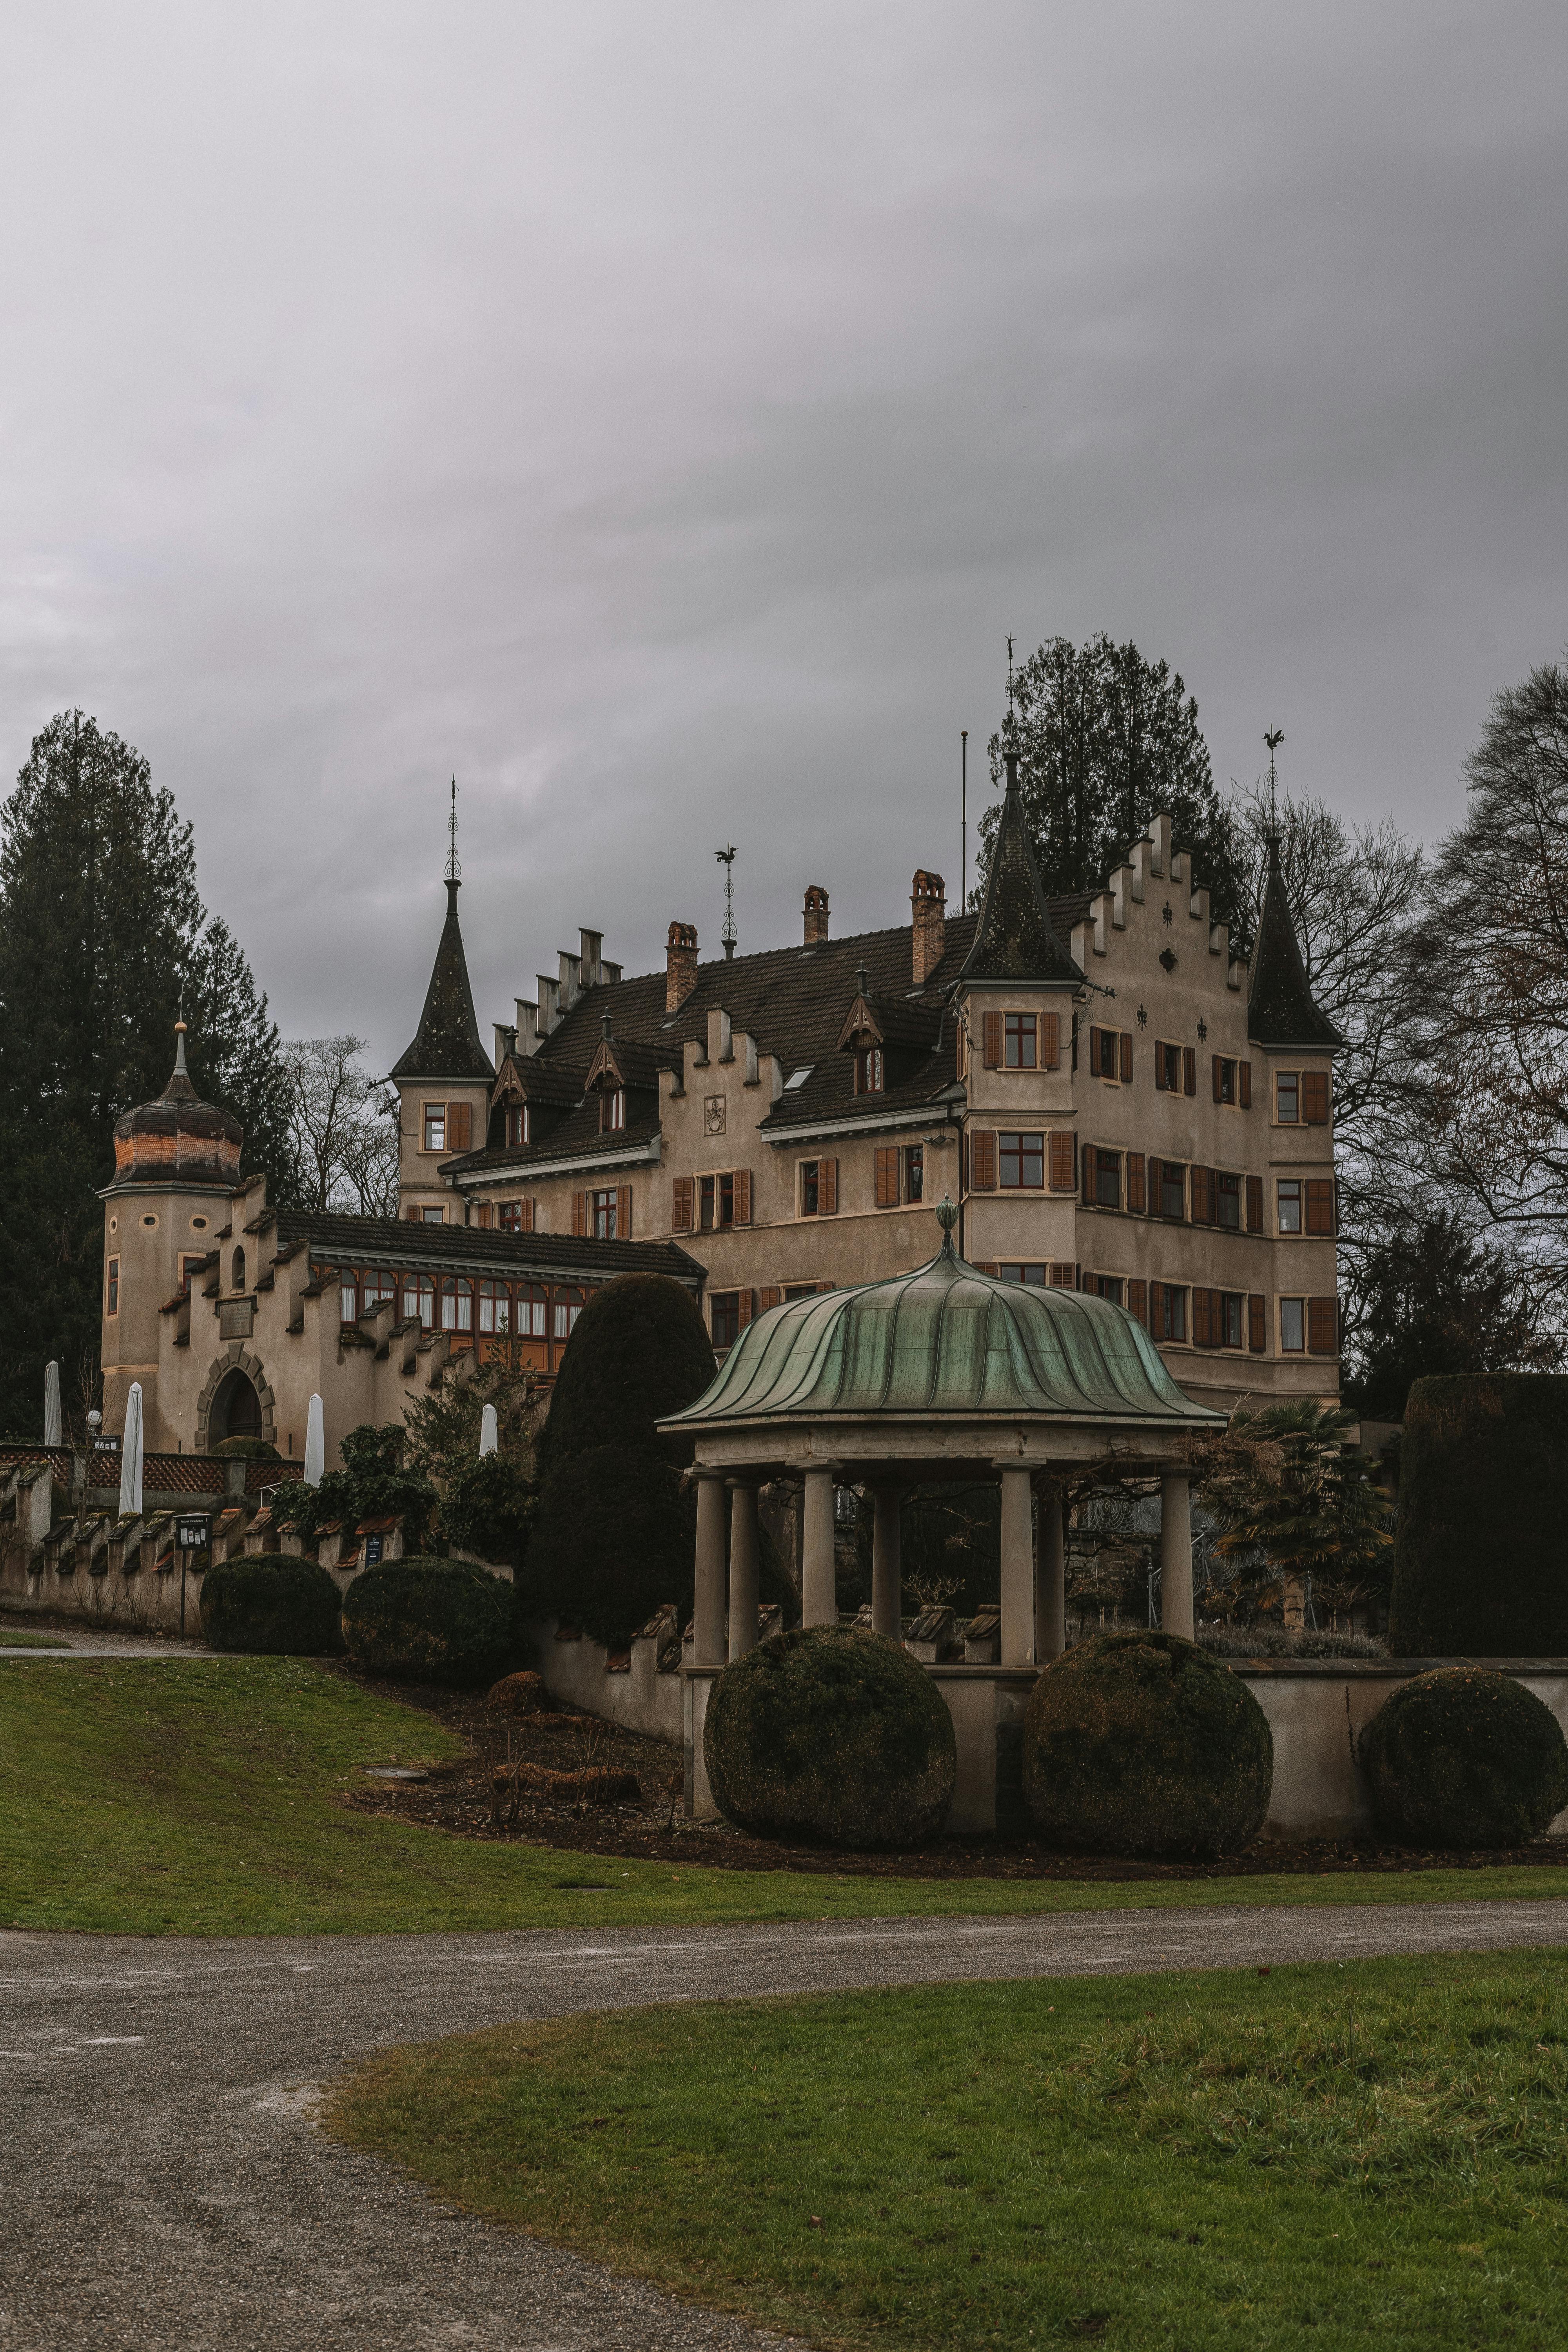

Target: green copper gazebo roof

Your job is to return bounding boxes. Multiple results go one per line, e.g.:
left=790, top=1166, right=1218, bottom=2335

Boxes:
left=666, top=1224, right=1223, bottom=1433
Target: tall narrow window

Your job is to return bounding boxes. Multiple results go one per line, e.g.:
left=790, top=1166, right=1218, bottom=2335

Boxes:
left=601, top=1089, right=626, bottom=1132
left=403, top=1273, right=435, bottom=1328
left=1277, top=1072, right=1300, bottom=1123
left=1094, top=1148, right=1122, bottom=1209
left=231, top=1247, right=245, bottom=1291
left=1280, top=1297, right=1306, bottom=1352
left=505, top=1105, right=527, bottom=1147
left=439, top=1278, right=472, bottom=1334
left=339, top=1278, right=358, bottom=1324
left=477, top=1279, right=510, bottom=1335
left=106, top=1257, right=120, bottom=1316
left=904, top=1142, right=924, bottom=1202
left=855, top=1046, right=884, bottom=1094
left=1004, top=1013, right=1037, bottom=1069
left=423, top=1102, right=447, bottom=1152
left=592, top=1188, right=618, bottom=1239
left=1277, top=1179, right=1302, bottom=1233
left=1216, top=1171, right=1241, bottom=1230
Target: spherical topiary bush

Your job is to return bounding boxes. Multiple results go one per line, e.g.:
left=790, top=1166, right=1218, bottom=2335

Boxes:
left=200, top=1552, right=343, bottom=1655
left=1359, top=1667, right=1568, bottom=1848
left=521, top=1443, right=694, bottom=1650
left=341, top=1557, right=515, bottom=1688
left=704, top=1624, right=957, bottom=1848
left=1022, top=1631, right=1273, bottom=1858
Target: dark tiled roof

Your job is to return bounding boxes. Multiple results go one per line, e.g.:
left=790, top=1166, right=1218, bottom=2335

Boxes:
left=960, top=756, right=1083, bottom=988
left=449, top=1098, right=663, bottom=1176
left=1247, top=844, right=1343, bottom=1052
left=274, top=1208, right=702, bottom=1284
left=390, top=880, right=495, bottom=1083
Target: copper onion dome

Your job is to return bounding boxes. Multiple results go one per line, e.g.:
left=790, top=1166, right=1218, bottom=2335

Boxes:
left=108, top=1023, right=243, bottom=1192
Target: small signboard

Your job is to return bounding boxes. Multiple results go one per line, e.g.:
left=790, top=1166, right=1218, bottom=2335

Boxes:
left=92, top=1434, right=120, bottom=1454
left=176, top=1515, right=211, bottom=1552
left=363, top=1532, right=384, bottom=1567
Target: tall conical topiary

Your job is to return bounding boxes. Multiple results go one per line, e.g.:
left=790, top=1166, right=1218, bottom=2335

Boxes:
left=539, top=1273, right=715, bottom=1473
left=1388, top=1375, right=1568, bottom=1655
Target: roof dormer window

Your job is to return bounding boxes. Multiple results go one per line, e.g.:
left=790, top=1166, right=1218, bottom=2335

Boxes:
left=601, top=1088, right=626, bottom=1132
left=855, top=1047, right=884, bottom=1095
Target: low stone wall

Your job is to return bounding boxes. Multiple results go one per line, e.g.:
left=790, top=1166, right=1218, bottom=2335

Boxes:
left=525, top=1616, right=684, bottom=1745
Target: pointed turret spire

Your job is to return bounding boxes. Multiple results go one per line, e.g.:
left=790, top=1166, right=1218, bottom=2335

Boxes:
left=390, top=808, right=494, bottom=1083
left=958, top=745, right=1081, bottom=987
left=1247, top=834, right=1343, bottom=1051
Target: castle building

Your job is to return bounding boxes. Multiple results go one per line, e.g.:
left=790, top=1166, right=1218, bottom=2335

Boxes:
left=101, top=761, right=1341, bottom=1459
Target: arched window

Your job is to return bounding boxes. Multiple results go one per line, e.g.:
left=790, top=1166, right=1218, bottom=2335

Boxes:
left=552, top=1286, right=585, bottom=1341
left=362, top=1269, right=394, bottom=1312
left=439, top=1277, right=473, bottom=1334
left=403, top=1273, right=435, bottom=1328
left=231, top=1247, right=246, bottom=1292
left=477, top=1279, right=510, bottom=1335
left=521, top=1284, right=548, bottom=1339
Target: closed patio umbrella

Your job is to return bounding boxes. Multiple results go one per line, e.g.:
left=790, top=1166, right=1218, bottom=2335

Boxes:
left=119, top=1383, right=144, bottom=1519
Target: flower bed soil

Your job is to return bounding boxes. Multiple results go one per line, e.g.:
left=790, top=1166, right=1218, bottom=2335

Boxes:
left=339, top=1668, right=1568, bottom=1885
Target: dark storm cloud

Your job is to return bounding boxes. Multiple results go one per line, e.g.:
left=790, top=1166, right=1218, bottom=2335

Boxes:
left=1, top=2, right=1564, bottom=1067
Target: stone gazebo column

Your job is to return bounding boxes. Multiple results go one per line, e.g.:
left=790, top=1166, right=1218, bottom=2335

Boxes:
left=728, top=1482, right=761, bottom=1661
left=870, top=1483, right=901, bottom=1639
left=801, top=1467, right=838, bottom=1626
left=998, top=1465, right=1036, bottom=1666
left=1035, top=1484, right=1066, bottom=1661
left=693, top=1472, right=728, bottom=1666
left=1160, top=1471, right=1194, bottom=1641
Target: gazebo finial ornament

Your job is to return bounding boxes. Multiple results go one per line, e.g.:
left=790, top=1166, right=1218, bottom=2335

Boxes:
left=936, top=1192, right=958, bottom=1255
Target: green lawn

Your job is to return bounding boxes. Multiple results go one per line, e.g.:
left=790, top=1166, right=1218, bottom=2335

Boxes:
left=0, top=1628, right=71, bottom=1648
left=3, top=1659, right=1567, bottom=1936
left=329, top=1953, right=1568, bottom=2350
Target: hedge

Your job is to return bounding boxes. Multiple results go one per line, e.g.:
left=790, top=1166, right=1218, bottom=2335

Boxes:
left=539, top=1273, right=715, bottom=1474
left=1388, top=1374, right=1568, bottom=1655
left=341, top=1557, right=515, bottom=1687
left=1022, top=1631, right=1272, bottom=1858
left=704, top=1624, right=957, bottom=1848
left=1360, top=1666, right=1568, bottom=1847
left=200, top=1553, right=343, bottom=1655
left=522, top=1441, right=693, bottom=1650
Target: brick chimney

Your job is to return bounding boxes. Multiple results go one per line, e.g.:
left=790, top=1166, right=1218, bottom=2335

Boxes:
left=911, top=869, right=946, bottom=984
left=666, top=921, right=698, bottom=1011
left=803, top=884, right=830, bottom=946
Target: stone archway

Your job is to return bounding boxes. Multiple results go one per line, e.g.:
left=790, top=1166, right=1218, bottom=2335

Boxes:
left=196, top=1345, right=278, bottom=1453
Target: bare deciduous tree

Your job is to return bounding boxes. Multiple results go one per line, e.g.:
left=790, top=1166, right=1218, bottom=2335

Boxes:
left=281, top=1034, right=399, bottom=1218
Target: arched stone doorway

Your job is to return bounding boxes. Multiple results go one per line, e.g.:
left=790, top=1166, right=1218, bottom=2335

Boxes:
left=210, top=1367, right=263, bottom=1444
left=196, top=1347, right=277, bottom=1452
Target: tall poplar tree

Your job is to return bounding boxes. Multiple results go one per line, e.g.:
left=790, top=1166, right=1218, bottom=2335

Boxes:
left=0, top=711, right=294, bottom=1436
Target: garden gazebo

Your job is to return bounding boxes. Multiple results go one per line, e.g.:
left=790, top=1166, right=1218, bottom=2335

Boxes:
left=661, top=1201, right=1226, bottom=1824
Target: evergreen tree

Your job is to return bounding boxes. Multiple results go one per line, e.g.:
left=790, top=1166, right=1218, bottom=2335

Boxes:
left=1341, top=1211, right=1559, bottom=1423
left=976, top=634, right=1249, bottom=941
left=0, top=711, right=292, bottom=1436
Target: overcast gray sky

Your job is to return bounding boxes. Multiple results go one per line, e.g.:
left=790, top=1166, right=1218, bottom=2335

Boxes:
left=2, top=3, right=1564, bottom=1071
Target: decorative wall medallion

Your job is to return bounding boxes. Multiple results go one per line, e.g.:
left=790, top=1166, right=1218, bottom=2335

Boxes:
left=1196, top=1017, right=1208, bottom=1042
left=704, top=1094, right=726, bottom=1134
left=1136, top=1004, right=1147, bottom=1028
left=1158, top=947, right=1178, bottom=974
left=1161, top=901, right=1173, bottom=926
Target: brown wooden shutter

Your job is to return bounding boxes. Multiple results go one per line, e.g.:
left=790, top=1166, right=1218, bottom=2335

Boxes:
left=982, top=1011, right=1004, bottom=1068
left=1148, top=1278, right=1163, bottom=1334
left=672, top=1176, right=695, bottom=1232
left=1118, top=1031, right=1132, bottom=1084
left=617, top=1185, right=633, bottom=1239
left=819, top=1156, right=838, bottom=1214
left=1246, top=1173, right=1263, bottom=1233
left=1041, top=1011, right=1060, bottom=1069
left=571, top=1190, right=586, bottom=1237
left=1049, top=1261, right=1076, bottom=1287
left=1081, top=1142, right=1095, bottom=1204
left=975, top=1261, right=1000, bottom=1277
left=1127, top=1277, right=1147, bottom=1323
left=1088, top=1025, right=1103, bottom=1074
left=1192, top=1287, right=1213, bottom=1347
left=1305, top=1178, right=1335, bottom=1236
left=1240, top=1060, right=1252, bottom=1109
left=733, top=1167, right=752, bottom=1226
left=1248, top=1293, right=1267, bottom=1353
left=1183, top=1046, right=1197, bottom=1096
left=969, top=1129, right=996, bottom=1191
left=758, top=1285, right=781, bottom=1313
left=816, top=1278, right=835, bottom=1293
left=1307, top=1296, right=1339, bottom=1355
left=1154, top=1047, right=1168, bottom=1093
left=1048, top=1131, right=1075, bottom=1192
left=520, top=1198, right=536, bottom=1234
left=476, top=1202, right=493, bottom=1229
left=1302, top=1071, right=1331, bottom=1124
left=1127, top=1151, right=1147, bottom=1214
left=1189, top=1165, right=1210, bottom=1225
left=736, top=1289, right=754, bottom=1331
left=874, top=1146, right=900, bottom=1208
left=1212, top=1055, right=1223, bottom=1103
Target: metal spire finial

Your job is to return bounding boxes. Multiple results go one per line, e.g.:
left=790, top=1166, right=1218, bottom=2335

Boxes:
left=1263, top=730, right=1284, bottom=848
left=715, top=842, right=737, bottom=960
left=445, top=776, right=461, bottom=884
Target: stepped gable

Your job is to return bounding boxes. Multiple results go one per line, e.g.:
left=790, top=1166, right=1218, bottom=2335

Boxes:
left=390, top=878, right=494, bottom=1083
left=1247, top=839, right=1343, bottom=1052
left=959, top=749, right=1083, bottom=989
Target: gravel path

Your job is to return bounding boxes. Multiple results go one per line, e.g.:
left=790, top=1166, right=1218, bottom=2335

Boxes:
left=4, top=1898, right=1566, bottom=2352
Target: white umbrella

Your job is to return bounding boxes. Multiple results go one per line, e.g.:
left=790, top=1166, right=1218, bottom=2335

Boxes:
left=119, top=1383, right=144, bottom=1519
left=479, top=1403, right=499, bottom=1457
left=43, top=1360, right=62, bottom=1448
left=303, top=1394, right=325, bottom=1487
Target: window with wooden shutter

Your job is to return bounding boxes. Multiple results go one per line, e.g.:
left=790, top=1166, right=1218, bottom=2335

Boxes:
left=1148, top=1278, right=1162, bottom=1333
left=1305, top=1178, right=1335, bottom=1236
left=1080, top=1142, right=1095, bottom=1203
left=874, top=1147, right=900, bottom=1208
left=975, top=1261, right=1000, bottom=1277
left=572, top=1190, right=586, bottom=1237
left=1183, top=1046, right=1197, bottom=1096
left=759, top=1285, right=781, bottom=1313
left=1302, top=1071, right=1331, bottom=1124
left=736, top=1289, right=754, bottom=1331
left=1049, top=1261, right=1076, bottom=1287
left=672, top=1176, right=695, bottom=1232
left=1248, top=1293, right=1267, bottom=1353
left=476, top=1202, right=493, bottom=1229
left=447, top=1102, right=472, bottom=1151
left=969, top=1129, right=997, bottom=1191
left=1246, top=1174, right=1264, bottom=1234
left=1127, top=1152, right=1147, bottom=1214
left=520, top=1198, right=536, bottom=1234
left=1127, top=1277, right=1147, bottom=1322
left=1041, top=1011, right=1060, bottom=1069
left=1190, top=1165, right=1212, bottom=1225
left=982, top=1011, right=1004, bottom=1068
left=1307, top=1296, right=1339, bottom=1355
left=617, top=1185, right=633, bottom=1238
left=1192, top=1287, right=1214, bottom=1347
left=1119, top=1031, right=1132, bottom=1083
left=1048, top=1131, right=1075, bottom=1192
left=1240, top=1061, right=1252, bottom=1109
left=819, top=1156, right=838, bottom=1214
left=733, top=1167, right=753, bottom=1226
left=1212, top=1055, right=1224, bottom=1103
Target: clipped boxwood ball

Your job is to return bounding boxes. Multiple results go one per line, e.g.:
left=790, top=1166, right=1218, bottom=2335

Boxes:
left=342, top=1557, right=515, bottom=1688
left=704, top=1624, right=956, bottom=1848
left=200, top=1552, right=343, bottom=1655
left=1360, top=1667, right=1568, bottom=1848
left=1023, top=1631, right=1272, bottom=1858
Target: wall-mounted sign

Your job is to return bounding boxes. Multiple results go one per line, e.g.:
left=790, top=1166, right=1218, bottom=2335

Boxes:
left=176, top=1516, right=211, bottom=1552
left=92, top=1434, right=121, bottom=1454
